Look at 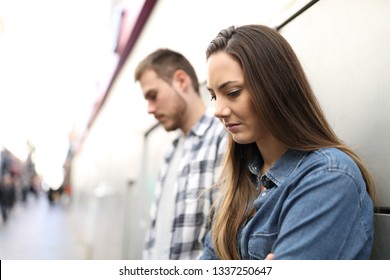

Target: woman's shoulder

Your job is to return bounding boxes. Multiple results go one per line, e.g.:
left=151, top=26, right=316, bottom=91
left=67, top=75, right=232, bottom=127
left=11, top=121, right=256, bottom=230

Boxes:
left=304, top=147, right=362, bottom=178
left=312, top=147, right=355, bottom=163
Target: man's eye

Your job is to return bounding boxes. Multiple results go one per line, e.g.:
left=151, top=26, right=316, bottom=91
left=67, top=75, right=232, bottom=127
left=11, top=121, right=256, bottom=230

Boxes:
left=210, top=95, right=216, bottom=101
left=147, top=94, right=157, bottom=101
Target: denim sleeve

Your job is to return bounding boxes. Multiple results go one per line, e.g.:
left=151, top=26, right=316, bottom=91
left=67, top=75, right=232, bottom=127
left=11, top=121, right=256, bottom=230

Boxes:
left=272, top=169, right=372, bottom=260
left=199, top=231, right=219, bottom=259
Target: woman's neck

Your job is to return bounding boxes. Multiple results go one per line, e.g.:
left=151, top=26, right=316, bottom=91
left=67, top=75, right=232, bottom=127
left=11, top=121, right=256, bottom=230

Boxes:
left=257, top=136, right=288, bottom=173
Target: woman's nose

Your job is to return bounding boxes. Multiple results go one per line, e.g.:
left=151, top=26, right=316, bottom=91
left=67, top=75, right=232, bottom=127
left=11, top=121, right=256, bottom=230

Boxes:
left=214, top=100, right=230, bottom=119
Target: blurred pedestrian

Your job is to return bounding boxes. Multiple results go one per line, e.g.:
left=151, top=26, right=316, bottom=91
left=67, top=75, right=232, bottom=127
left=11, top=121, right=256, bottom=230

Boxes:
left=0, top=173, right=16, bottom=223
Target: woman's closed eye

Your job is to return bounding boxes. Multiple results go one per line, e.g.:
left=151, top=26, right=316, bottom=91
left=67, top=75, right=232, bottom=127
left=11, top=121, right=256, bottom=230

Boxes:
left=209, top=88, right=242, bottom=101
left=227, top=89, right=241, bottom=97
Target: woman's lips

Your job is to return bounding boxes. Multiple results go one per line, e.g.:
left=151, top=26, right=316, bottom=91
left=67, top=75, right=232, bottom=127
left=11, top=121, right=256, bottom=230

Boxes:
left=225, top=123, right=240, bottom=132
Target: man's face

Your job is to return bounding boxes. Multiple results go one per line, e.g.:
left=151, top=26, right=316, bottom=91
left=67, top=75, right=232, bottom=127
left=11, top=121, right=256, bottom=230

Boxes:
left=139, top=69, right=187, bottom=131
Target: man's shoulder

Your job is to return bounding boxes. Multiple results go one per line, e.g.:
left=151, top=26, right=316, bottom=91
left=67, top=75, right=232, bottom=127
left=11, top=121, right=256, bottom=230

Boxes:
left=192, top=108, right=226, bottom=139
left=209, top=118, right=226, bottom=135
left=203, top=108, right=226, bottom=134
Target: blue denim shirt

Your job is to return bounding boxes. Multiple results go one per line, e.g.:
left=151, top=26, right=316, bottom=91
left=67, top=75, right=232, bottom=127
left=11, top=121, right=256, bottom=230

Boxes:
left=201, top=148, right=374, bottom=259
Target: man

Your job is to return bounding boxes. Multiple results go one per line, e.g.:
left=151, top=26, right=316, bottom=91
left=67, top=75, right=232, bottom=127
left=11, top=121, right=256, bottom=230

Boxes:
left=134, top=48, right=227, bottom=260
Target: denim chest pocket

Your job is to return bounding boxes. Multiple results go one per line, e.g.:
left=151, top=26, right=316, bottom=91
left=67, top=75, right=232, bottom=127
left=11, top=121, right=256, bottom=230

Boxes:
left=248, top=232, right=277, bottom=259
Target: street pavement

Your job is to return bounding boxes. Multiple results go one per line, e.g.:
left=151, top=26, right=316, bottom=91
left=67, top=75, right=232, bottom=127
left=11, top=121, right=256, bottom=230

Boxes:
left=0, top=193, right=87, bottom=260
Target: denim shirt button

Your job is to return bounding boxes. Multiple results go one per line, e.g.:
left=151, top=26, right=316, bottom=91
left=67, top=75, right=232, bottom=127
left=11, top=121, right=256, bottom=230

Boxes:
left=261, top=191, right=267, bottom=197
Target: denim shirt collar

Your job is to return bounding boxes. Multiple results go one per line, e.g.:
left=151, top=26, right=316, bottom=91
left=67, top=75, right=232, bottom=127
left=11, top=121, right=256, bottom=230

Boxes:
left=248, top=148, right=308, bottom=189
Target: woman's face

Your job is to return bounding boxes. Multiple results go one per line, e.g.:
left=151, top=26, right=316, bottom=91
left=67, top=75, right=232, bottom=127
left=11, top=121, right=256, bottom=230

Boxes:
left=207, top=51, right=269, bottom=145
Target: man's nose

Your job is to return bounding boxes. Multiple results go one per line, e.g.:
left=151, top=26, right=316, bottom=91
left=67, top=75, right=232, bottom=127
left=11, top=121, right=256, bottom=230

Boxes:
left=147, top=102, right=156, bottom=114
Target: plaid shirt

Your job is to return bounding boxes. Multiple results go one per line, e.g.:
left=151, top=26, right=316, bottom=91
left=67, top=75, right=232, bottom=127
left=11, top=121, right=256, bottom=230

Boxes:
left=143, top=108, right=227, bottom=260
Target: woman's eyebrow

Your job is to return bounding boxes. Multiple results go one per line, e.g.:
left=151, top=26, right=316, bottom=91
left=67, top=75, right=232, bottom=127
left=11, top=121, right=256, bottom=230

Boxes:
left=207, top=80, right=241, bottom=92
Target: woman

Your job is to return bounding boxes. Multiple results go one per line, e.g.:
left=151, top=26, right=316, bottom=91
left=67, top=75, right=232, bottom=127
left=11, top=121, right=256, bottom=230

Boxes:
left=201, top=24, right=375, bottom=260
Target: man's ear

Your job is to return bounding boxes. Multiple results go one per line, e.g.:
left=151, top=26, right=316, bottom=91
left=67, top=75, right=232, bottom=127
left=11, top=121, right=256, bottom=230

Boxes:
left=172, top=69, right=190, bottom=91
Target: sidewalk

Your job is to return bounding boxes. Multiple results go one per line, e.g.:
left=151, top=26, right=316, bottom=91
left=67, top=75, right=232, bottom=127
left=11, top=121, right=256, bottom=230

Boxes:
left=0, top=193, right=88, bottom=259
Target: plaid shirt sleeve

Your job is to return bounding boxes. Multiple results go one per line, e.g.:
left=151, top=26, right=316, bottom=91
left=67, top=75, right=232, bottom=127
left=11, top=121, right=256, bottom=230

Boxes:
left=143, top=108, right=227, bottom=260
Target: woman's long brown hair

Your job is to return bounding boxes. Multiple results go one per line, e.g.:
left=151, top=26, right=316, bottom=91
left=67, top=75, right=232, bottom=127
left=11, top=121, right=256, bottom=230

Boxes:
left=206, top=24, right=376, bottom=260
